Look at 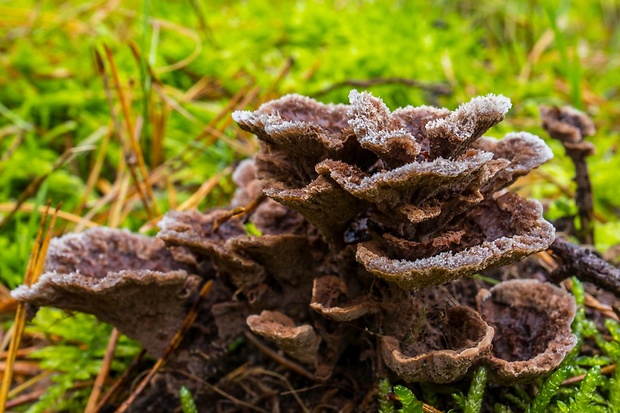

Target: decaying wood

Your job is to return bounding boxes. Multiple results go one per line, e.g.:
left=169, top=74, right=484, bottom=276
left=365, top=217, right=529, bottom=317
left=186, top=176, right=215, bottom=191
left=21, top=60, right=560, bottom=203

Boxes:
left=549, top=236, right=620, bottom=297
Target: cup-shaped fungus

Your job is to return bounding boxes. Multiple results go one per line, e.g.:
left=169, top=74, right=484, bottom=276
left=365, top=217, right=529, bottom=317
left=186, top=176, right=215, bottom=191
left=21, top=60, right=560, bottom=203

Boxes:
left=477, top=279, right=577, bottom=383
left=310, top=275, right=378, bottom=321
left=246, top=310, right=321, bottom=366
left=380, top=305, right=494, bottom=383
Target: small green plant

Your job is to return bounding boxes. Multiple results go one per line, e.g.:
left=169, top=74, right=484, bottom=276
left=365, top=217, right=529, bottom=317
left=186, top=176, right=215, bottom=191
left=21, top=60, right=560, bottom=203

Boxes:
left=24, top=308, right=141, bottom=412
left=378, top=379, right=395, bottom=413
left=451, top=365, right=488, bottom=413
left=465, top=366, right=488, bottom=413
left=179, top=386, right=198, bottom=413
left=527, top=365, right=573, bottom=413
left=377, top=379, right=423, bottom=413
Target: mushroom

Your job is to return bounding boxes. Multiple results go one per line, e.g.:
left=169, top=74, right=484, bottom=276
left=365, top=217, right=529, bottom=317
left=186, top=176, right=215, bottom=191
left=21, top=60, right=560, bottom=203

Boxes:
left=246, top=310, right=321, bottom=366
left=10, top=90, right=573, bottom=409
left=11, top=228, right=202, bottom=357
left=356, top=192, right=555, bottom=289
left=310, top=275, right=378, bottom=321
left=477, top=279, right=577, bottom=383
left=381, top=305, right=494, bottom=383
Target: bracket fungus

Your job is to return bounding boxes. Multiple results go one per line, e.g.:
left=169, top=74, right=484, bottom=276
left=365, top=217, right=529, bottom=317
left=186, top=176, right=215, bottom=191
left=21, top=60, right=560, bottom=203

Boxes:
left=12, top=90, right=578, bottom=408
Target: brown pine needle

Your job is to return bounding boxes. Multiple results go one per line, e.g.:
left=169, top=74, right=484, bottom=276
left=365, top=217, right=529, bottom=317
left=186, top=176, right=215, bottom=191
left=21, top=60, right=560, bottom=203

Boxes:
left=0, top=347, right=38, bottom=360
left=243, top=332, right=316, bottom=382
left=84, top=328, right=120, bottom=413
left=7, top=371, right=53, bottom=399
left=114, top=280, right=214, bottom=413
left=0, top=361, right=42, bottom=376
left=3, top=388, right=47, bottom=410
left=138, top=166, right=233, bottom=233
left=0, top=203, right=98, bottom=228
left=31, top=205, right=60, bottom=286
left=562, top=364, right=616, bottom=386
left=109, top=166, right=131, bottom=229
left=93, top=350, right=146, bottom=412
left=0, top=346, right=39, bottom=360
left=23, top=203, right=51, bottom=287
left=103, top=44, right=160, bottom=218
left=422, top=403, right=445, bottom=413
left=213, top=193, right=266, bottom=231
left=0, top=204, right=59, bottom=413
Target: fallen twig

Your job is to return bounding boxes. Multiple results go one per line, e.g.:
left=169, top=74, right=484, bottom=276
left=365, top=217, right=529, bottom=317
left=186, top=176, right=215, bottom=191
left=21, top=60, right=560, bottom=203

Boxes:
left=243, top=332, right=317, bottom=382
left=548, top=237, right=620, bottom=297
left=561, top=363, right=616, bottom=386
left=84, top=328, right=120, bottom=413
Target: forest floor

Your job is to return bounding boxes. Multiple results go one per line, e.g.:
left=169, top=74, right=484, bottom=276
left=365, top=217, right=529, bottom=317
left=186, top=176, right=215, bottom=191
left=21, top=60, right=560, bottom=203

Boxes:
left=1, top=1, right=620, bottom=412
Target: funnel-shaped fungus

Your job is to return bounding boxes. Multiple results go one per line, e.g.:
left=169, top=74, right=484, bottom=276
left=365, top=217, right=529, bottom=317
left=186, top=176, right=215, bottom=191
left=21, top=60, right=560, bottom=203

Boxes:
left=540, top=105, right=596, bottom=145
left=381, top=305, right=494, bottom=383
left=12, top=90, right=575, bottom=411
left=477, top=279, right=577, bottom=383
left=158, top=208, right=319, bottom=315
left=356, top=192, right=555, bottom=289
left=11, top=228, right=201, bottom=357
left=235, top=91, right=555, bottom=289
left=310, top=275, right=377, bottom=321
left=541, top=105, right=596, bottom=245
left=247, top=310, right=321, bottom=366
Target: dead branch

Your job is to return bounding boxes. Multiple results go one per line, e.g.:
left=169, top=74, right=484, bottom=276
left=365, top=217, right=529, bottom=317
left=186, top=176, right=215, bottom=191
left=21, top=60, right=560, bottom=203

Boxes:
left=548, top=237, right=620, bottom=297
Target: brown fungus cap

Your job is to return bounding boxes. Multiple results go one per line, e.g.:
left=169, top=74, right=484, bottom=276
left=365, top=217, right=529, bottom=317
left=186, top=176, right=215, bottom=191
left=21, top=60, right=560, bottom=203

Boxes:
left=424, top=93, right=512, bottom=159
left=357, top=192, right=555, bottom=289
left=247, top=310, right=321, bottom=366
left=310, top=275, right=378, bottom=321
left=474, top=132, right=554, bottom=194
left=233, top=94, right=361, bottom=186
left=11, top=228, right=201, bottom=357
left=381, top=305, right=494, bottom=383
left=234, top=91, right=553, bottom=261
left=158, top=208, right=318, bottom=317
left=540, top=105, right=596, bottom=145
left=477, top=279, right=577, bottom=384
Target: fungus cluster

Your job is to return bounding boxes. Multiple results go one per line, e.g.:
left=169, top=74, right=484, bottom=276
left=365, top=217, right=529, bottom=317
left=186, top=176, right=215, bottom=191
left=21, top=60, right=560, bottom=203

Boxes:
left=13, top=91, right=576, bottom=395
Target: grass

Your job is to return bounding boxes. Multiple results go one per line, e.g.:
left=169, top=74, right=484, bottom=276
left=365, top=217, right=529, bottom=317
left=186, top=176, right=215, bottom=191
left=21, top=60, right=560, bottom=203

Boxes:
left=0, top=0, right=619, bottom=411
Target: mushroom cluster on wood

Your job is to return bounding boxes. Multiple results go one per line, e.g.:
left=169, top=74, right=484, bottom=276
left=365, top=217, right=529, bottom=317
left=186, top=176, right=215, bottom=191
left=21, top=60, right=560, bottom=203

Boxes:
left=13, top=90, right=576, bottom=392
